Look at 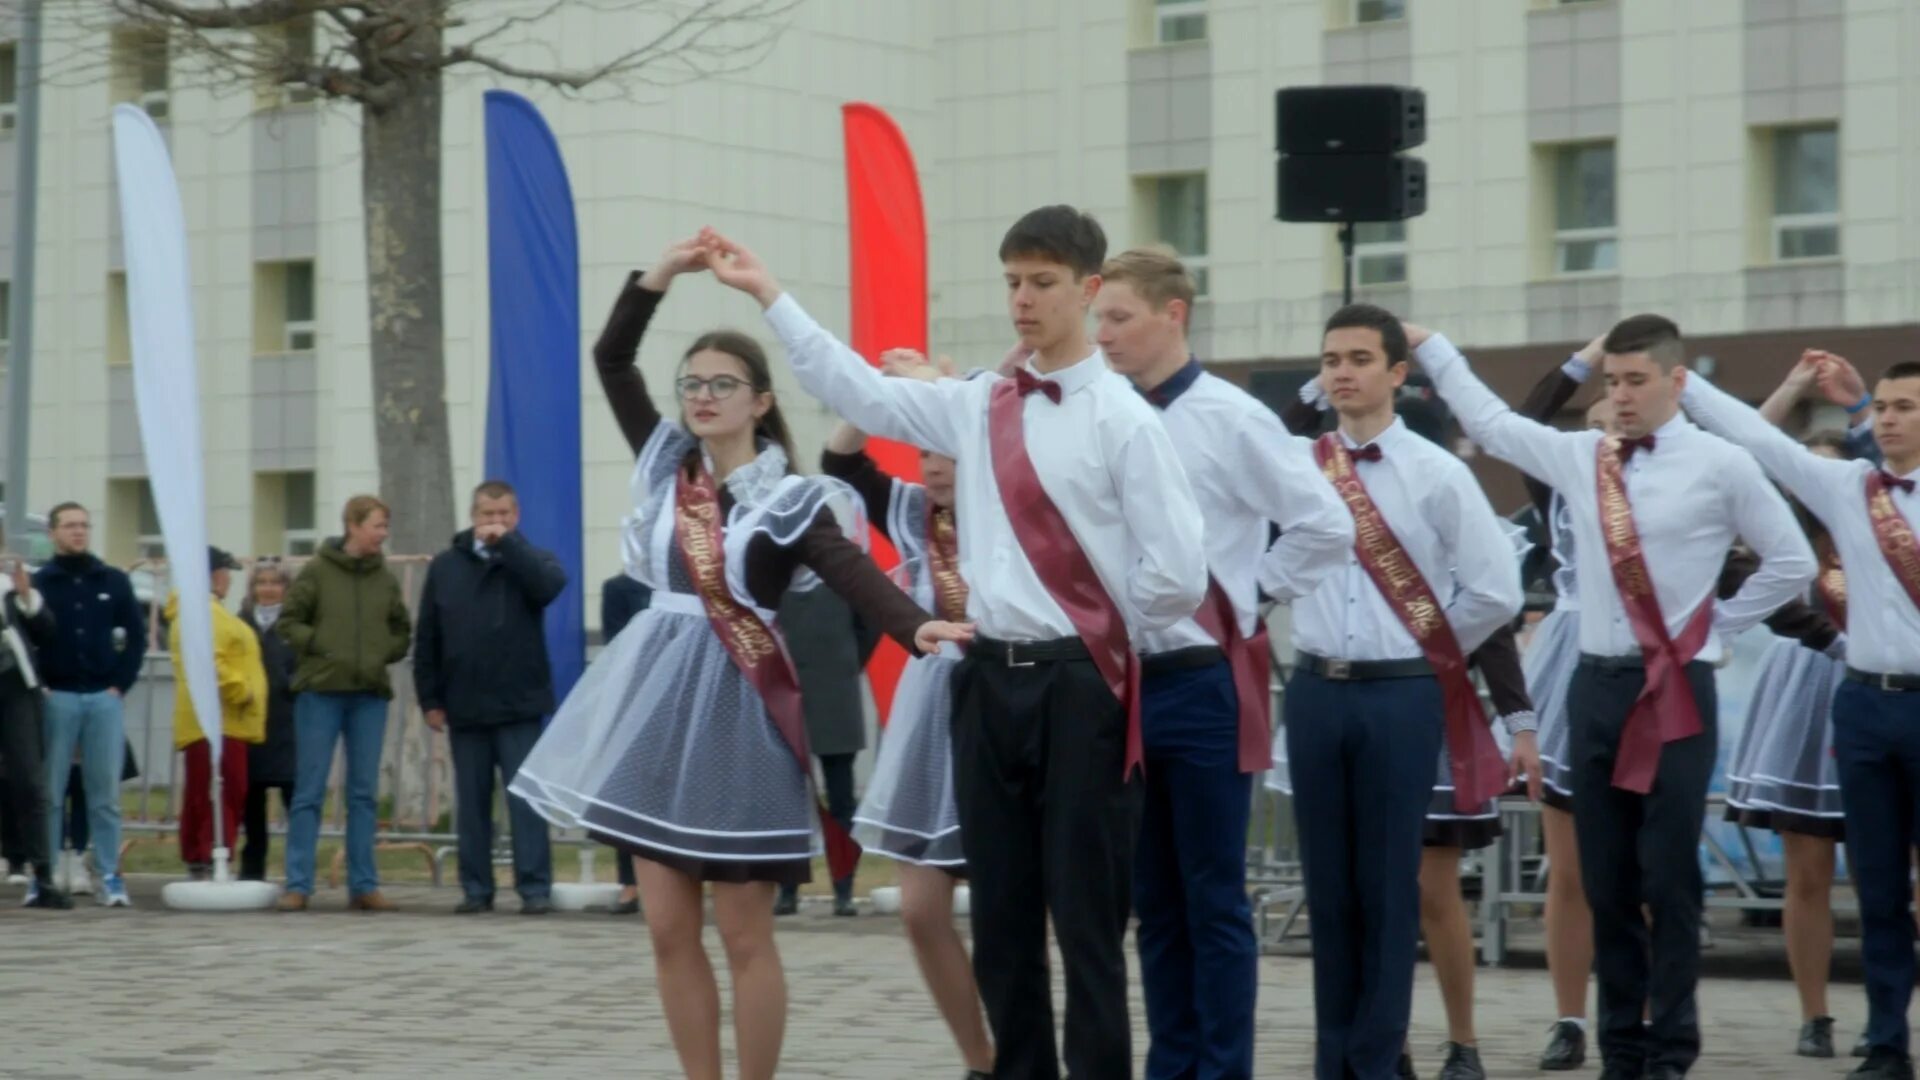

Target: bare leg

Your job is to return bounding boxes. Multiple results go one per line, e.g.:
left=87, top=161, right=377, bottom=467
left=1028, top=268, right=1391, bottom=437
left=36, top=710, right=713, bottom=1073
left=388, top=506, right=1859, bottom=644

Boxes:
left=713, top=879, right=787, bottom=1080
left=1418, top=846, right=1479, bottom=1045
left=1541, top=805, right=1593, bottom=1021
left=900, top=864, right=994, bottom=1072
left=1781, top=832, right=1837, bottom=1020
left=635, top=859, right=722, bottom=1080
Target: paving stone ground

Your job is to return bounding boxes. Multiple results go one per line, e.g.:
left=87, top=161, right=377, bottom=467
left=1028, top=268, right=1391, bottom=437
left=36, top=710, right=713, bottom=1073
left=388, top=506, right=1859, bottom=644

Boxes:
left=0, top=876, right=1884, bottom=1078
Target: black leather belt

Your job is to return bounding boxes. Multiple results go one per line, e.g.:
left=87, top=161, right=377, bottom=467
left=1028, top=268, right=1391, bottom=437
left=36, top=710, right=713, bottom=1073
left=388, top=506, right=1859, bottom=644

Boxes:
left=1579, top=653, right=1712, bottom=673
left=971, top=634, right=1090, bottom=667
left=1296, top=652, right=1432, bottom=681
left=1141, top=645, right=1225, bottom=678
left=1846, top=667, right=1920, bottom=693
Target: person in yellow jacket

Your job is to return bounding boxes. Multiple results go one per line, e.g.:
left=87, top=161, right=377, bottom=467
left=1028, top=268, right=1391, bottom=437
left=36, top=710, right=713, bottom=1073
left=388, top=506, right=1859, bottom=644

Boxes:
left=168, top=548, right=267, bottom=880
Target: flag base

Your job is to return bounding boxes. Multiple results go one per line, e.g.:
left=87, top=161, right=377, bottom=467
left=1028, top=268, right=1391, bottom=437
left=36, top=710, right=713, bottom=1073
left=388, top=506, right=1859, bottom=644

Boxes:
left=551, top=882, right=622, bottom=912
left=869, top=884, right=969, bottom=917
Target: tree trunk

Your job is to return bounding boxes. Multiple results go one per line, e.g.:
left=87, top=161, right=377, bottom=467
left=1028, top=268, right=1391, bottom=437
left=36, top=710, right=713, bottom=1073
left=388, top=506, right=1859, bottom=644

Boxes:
left=358, top=64, right=452, bottom=559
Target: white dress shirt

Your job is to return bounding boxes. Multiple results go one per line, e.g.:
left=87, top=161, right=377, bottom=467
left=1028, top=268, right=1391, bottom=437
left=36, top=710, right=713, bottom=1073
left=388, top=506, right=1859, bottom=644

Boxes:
left=1143, top=366, right=1353, bottom=655
left=1683, top=374, right=1920, bottom=675
left=763, top=293, right=1209, bottom=643
left=1288, top=416, right=1523, bottom=661
left=1418, top=334, right=1815, bottom=663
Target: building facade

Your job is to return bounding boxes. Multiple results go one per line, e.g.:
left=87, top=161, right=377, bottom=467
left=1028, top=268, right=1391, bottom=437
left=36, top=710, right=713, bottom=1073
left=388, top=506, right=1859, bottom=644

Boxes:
left=1, top=0, right=1915, bottom=626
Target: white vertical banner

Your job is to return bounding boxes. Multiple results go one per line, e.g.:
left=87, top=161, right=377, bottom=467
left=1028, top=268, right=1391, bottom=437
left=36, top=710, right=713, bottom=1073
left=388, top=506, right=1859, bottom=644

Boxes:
left=111, top=104, right=221, bottom=760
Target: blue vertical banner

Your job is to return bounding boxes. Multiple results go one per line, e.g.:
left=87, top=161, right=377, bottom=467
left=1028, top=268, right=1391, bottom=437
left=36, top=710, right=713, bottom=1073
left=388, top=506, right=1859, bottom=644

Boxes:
left=483, top=90, right=583, bottom=708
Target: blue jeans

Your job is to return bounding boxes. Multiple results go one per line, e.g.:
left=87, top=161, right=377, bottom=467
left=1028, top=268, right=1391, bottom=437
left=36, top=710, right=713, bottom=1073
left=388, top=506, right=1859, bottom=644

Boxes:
left=43, top=690, right=125, bottom=878
left=283, top=692, right=389, bottom=897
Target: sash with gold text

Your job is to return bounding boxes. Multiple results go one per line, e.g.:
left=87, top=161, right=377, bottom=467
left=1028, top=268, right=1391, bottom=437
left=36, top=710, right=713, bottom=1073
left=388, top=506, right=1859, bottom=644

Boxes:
left=674, top=465, right=861, bottom=879
left=1866, top=469, right=1920, bottom=618
left=1313, top=435, right=1507, bottom=812
left=1594, top=440, right=1713, bottom=794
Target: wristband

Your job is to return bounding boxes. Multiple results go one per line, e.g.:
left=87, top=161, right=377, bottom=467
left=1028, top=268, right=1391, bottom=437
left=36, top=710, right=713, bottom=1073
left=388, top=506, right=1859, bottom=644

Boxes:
left=1845, top=392, right=1873, bottom=415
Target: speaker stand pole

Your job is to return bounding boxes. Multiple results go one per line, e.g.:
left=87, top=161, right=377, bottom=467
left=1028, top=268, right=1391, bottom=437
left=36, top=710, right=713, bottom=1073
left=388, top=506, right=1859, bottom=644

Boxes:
left=1338, top=221, right=1356, bottom=307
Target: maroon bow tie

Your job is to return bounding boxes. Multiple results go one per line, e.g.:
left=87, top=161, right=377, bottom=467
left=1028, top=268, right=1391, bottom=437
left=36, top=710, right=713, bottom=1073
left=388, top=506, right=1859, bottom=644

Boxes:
left=1350, top=443, right=1384, bottom=463
left=1880, top=469, right=1917, bottom=495
left=1616, top=434, right=1657, bottom=462
left=1013, top=368, right=1062, bottom=404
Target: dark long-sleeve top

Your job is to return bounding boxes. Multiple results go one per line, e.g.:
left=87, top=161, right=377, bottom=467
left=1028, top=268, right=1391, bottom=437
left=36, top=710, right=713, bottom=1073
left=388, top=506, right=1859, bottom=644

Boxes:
left=1470, top=623, right=1531, bottom=723
left=593, top=272, right=933, bottom=651
left=820, top=447, right=899, bottom=541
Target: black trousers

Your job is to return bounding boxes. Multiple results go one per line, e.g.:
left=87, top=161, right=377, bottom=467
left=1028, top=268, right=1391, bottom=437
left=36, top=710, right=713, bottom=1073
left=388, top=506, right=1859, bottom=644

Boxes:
left=1569, top=660, right=1716, bottom=1075
left=451, top=719, right=553, bottom=903
left=952, top=651, right=1142, bottom=1080
left=779, top=751, right=858, bottom=901
left=240, top=780, right=294, bottom=881
left=0, top=680, right=51, bottom=879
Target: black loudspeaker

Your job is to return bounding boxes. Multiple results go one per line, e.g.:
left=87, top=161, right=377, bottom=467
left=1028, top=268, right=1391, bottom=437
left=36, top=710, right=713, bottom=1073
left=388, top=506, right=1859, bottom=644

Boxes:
left=1276, top=85, right=1425, bottom=155
left=1277, top=154, right=1426, bottom=223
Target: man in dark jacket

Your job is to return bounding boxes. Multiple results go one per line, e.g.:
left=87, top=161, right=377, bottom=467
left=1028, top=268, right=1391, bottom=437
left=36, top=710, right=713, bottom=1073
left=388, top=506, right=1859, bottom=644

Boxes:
left=415, top=481, right=567, bottom=915
left=33, top=502, right=145, bottom=908
left=1, top=540, right=71, bottom=909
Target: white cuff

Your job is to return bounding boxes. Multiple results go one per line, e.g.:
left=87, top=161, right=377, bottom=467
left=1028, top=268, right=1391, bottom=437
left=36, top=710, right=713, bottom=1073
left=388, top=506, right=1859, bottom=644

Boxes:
left=1561, top=355, right=1592, bottom=383
left=1413, top=333, right=1464, bottom=373
left=760, top=291, right=810, bottom=342
left=1298, top=378, right=1329, bottom=411
left=1500, top=710, right=1539, bottom=736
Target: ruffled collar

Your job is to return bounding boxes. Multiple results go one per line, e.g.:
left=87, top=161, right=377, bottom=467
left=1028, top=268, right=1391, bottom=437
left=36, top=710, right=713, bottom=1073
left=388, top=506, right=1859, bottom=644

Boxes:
left=703, top=438, right=789, bottom=508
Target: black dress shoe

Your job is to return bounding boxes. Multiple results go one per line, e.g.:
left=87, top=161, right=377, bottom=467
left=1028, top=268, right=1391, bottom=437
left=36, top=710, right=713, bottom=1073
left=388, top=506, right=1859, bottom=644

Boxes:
left=772, top=889, right=799, bottom=916
left=1598, top=1065, right=1643, bottom=1080
left=833, top=896, right=859, bottom=917
left=606, top=895, right=640, bottom=916
left=1853, top=1050, right=1917, bottom=1080
left=454, top=897, right=493, bottom=914
left=25, top=880, right=73, bottom=909
left=1396, top=1051, right=1418, bottom=1080
left=1540, top=1020, right=1587, bottom=1070
left=1437, top=1042, right=1484, bottom=1080
left=1799, top=1016, right=1837, bottom=1058
left=521, top=897, right=553, bottom=915
left=1645, top=1068, right=1685, bottom=1080
left=1858, top=1033, right=1876, bottom=1058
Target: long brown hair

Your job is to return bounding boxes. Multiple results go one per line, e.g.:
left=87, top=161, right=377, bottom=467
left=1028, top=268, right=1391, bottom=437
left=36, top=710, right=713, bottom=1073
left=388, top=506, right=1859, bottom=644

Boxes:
left=679, top=330, right=797, bottom=477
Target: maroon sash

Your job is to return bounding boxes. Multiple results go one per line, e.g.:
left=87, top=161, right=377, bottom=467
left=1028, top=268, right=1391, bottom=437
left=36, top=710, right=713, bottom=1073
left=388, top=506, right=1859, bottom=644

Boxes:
left=1813, top=537, right=1848, bottom=629
left=1594, top=440, right=1713, bottom=794
left=1867, top=469, right=1920, bottom=617
left=674, top=465, right=860, bottom=880
left=1191, top=577, right=1273, bottom=774
left=986, top=379, right=1144, bottom=779
left=1313, top=435, right=1507, bottom=812
left=926, top=503, right=969, bottom=623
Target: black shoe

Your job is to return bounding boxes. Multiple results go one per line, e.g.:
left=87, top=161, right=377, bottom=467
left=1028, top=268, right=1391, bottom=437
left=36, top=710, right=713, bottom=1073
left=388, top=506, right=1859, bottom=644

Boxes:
left=1437, top=1043, right=1484, bottom=1080
left=1540, top=1020, right=1587, bottom=1070
left=1598, top=1065, right=1643, bottom=1080
left=453, top=897, right=493, bottom=914
left=520, top=897, right=553, bottom=915
left=1799, top=1016, right=1837, bottom=1058
left=833, top=896, right=859, bottom=917
left=186, top=862, right=212, bottom=882
left=1853, top=1050, right=1917, bottom=1080
left=1645, top=1068, right=1684, bottom=1080
left=606, top=895, right=640, bottom=916
left=1396, top=1052, right=1418, bottom=1080
left=1859, top=1033, right=1876, bottom=1058
left=773, top=889, right=799, bottom=916
left=24, top=880, right=72, bottom=909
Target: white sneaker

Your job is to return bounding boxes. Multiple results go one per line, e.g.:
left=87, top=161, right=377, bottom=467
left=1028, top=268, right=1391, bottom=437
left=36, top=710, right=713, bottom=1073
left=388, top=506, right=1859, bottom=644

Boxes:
left=101, top=874, right=131, bottom=908
left=65, top=851, right=93, bottom=895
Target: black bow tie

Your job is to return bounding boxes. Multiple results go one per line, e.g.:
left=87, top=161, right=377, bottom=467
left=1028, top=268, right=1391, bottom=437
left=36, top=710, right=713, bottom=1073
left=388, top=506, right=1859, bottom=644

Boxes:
left=1879, top=469, right=1917, bottom=495
left=1350, top=443, right=1384, bottom=464
left=1013, top=368, right=1062, bottom=404
left=1616, top=434, right=1656, bottom=462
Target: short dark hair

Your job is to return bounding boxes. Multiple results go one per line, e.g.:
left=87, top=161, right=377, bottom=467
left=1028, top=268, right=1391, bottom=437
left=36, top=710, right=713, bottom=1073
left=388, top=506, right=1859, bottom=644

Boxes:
left=998, top=205, right=1106, bottom=279
left=47, top=501, right=87, bottom=529
left=1322, top=303, right=1409, bottom=368
left=1802, top=430, right=1849, bottom=455
left=1603, top=314, right=1685, bottom=371
left=471, top=480, right=517, bottom=505
left=1882, top=360, right=1920, bottom=383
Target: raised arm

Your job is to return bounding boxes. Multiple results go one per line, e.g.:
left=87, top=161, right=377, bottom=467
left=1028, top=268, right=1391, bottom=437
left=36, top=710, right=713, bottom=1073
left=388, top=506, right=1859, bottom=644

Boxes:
left=1430, top=462, right=1526, bottom=653
left=594, top=240, right=710, bottom=456
left=1680, top=369, right=1859, bottom=523
left=1518, top=339, right=1602, bottom=522
left=1408, top=328, right=1592, bottom=494
left=1239, top=407, right=1353, bottom=602
left=1711, top=453, right=1818, bottom=638
left=1113, top=416, right=1210, bottom=631
left=819, top=424, right=899, bottom=536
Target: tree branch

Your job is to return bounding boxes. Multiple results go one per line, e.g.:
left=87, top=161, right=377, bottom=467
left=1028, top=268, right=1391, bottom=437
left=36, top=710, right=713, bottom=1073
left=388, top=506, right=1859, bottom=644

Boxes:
left=440, top=0, right=800, bottom=92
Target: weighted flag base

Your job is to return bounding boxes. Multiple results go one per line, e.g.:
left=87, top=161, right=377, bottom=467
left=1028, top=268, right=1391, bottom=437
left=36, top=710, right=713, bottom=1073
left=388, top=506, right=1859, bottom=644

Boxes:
left=161, top=850, right=278, bottom=912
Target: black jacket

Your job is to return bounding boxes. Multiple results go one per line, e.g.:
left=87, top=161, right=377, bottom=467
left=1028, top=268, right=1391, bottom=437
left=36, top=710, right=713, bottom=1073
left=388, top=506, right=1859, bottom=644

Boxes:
left=32, top=554, right=146, bottom=694
left=245, top=611, right=299, bottom=784
left=0, top=588, right=56, bottom=694
left=413, top=529, right=568, bottom=726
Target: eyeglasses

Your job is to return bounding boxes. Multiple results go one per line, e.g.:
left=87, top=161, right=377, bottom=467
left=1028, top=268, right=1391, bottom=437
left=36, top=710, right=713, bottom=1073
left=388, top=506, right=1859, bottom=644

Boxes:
left=676, top=375, right=750, bottom=401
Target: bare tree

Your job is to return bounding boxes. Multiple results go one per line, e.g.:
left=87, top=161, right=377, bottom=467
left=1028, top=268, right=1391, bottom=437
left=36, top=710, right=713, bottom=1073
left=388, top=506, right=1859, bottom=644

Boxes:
left=69, top=0, right=797, bottom=554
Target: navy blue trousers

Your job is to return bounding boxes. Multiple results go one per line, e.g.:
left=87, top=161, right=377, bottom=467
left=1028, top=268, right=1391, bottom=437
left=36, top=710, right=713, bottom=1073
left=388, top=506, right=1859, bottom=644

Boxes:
left=1135, top=659, right=1256, bottom=1080
left=1285, top=668, right=1443, bottom=1080
left=1832, top=679, right=1920, bottom=1058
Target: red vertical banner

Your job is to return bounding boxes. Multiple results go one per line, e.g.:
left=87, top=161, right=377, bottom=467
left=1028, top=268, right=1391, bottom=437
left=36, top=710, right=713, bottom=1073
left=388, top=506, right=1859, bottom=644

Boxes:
left=842, top=102, right=927, bottom=723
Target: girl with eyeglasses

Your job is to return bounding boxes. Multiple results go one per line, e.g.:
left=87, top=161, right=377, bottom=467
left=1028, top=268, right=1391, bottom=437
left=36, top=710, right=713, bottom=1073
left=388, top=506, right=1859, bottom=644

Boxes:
left=508, top=239, right=971, bottom=1080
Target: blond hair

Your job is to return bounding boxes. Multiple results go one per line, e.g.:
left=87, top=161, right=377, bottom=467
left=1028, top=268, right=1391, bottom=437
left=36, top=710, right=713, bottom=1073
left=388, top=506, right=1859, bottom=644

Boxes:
left=1099, top=247, right=1197, bottom=320
left=341, top=494, right=389, bottom=530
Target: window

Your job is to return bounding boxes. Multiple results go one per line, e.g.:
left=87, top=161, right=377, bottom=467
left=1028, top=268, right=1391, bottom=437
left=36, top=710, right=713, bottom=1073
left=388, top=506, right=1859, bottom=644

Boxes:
left=1352, top=221, right=1407, bottom=285
left=0, top=43, right=17, bottom=133
left=1140, top=173, right=1210, bottom=295
left=1355, top=0, right=1406, bottom=23
left=282, top=470, right=317, bottom=555
left=1552, top=142, right=1616, bottom=275
left=257, top=16, right=318, bottom=108
left=1771, top=125, right=1839, bottom=261
left=284, top=16, right=318, bottom=104
left=284, top=261, right=315, bottom=350
left=1154, top=0, right=1206, bottom=44
left=112, top=29, right=168, bottom=120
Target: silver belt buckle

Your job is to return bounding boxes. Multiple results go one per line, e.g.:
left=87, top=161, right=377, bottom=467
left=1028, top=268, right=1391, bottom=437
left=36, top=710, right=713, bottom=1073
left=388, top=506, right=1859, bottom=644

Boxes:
left=1006, top=641, right=1035, bottom=668
left=1324, top=658, right=1352, bottom=681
